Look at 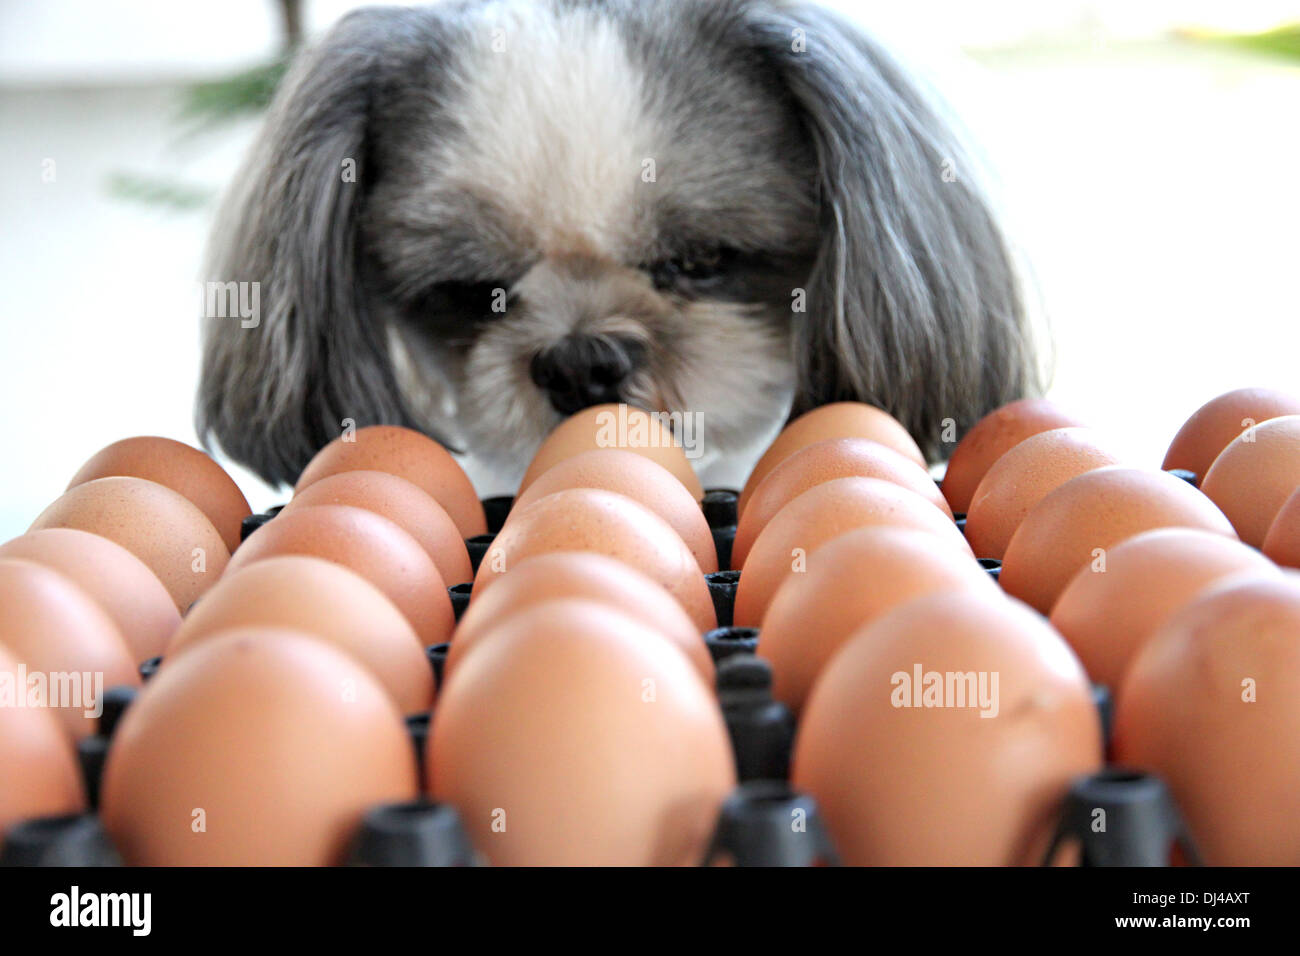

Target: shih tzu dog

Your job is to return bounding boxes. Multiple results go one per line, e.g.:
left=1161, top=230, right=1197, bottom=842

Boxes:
left=197, top=0, right=1038, bottom=490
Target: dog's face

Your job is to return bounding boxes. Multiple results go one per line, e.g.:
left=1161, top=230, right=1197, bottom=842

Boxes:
left=199, top=0, right=1037, bottom=489
left=363, top=2, right=819, bottom=476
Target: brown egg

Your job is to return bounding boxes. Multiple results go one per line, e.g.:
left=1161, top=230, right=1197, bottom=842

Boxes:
left=1114, top=576, right=1300, bottom=865
left=283, top=470, right=472, bottom=586
left=940, top=398, right=1084, bottom=514
left=0, top=558, right=139, bottom=738
left=101, top=628, right=418, bottom=865
left=168, top=556, right=433, bottom=713
left=733, top=477, right=970, bottom=627
left=0, top=528, right=179, bottom=663
left=1051, top=528, right=1281, bottom=690
left=965, top=428, right=1123, bottom=560
left=295, top=425, right=486, bottom=538
left=1000, top=468, right=1235, bottom=614
left=1162, top=387, right=1300, bottom=480
left=1263, top=488, right=1300, bottom=569
left=430, top=599, right=733, bottom=865
left=518, top=404, right=704, bottom=501
left=475, top=488, right=715, bottom=632
left=0, top=645, right=86, bottom=850
left=31, top=476, right=229, bottom=611
left=451, top=552, right=711, bottom=682
left=759, top=527, right=996, bottom=714
left=739, top=403, right=925, bottom=516
left=733, top=438, right=950, bottom=569
left=67, top=436, right=251, bottom=554
left=794, top=589, right=1101, bottom=865
left=224, top=504, right=453, bottom=646
left=510, top=449, right=716, bottom=573
left=1200, top=414, right=1300, bottom=547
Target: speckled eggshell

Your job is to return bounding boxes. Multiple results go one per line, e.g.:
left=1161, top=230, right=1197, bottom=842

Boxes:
left=733, top=438, right=950, bottom=570
left=224, top=504, right=453, bottom=646
left=509, top=449, right=716, bottom=573
left=0, top=558, right=139, bottom=739
left=733, top=477, right=970, bottom=627
left=475, top=488, right=715, bottom=632
left=965, top=428, right=1123, bottom=561
left=1200, top=415, right=1300, bottom=547
left=429, top=599, right=734, bottom=865
left=0, top=528, right=179, bottom=663
left=1162, top=387, right=1300, bottom=480
left=294, top=425, right=486, bottom=538
left=517, top=404, right=704, bottom=501
left=1050, top=528, right=1282, bottom=690
left=1000, top=468, right=1236, bottom=614
left=0, top=645, right=86, bottom=850
left=739, top=403, right=925, bottom=516
left=451, top=551, right=711, bottom=682
left=940, top=398, right=1084, bottom=514
left=100, top=628, right=418, bottom=865
left=30, top=476, right=230, bottom=611
left=794, top=589, right=1101, bottom=865
left=67, top=436, right=252, bottom=554
left=283, top=470, right=472, bottom=587
left=759, top=526, right=995, bottom=714
left=1114, top=576, right=1300, bottom=865
left=168, top=556, right=433, bottom=714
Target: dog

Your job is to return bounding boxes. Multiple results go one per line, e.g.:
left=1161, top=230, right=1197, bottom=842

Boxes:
left=197, top=0, right=1039, bottom=491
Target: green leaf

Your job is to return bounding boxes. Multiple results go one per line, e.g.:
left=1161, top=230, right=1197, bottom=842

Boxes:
left=1183, top=22, right=1300, bottom=63
left=179, top=58, right=290, bottom=125
left=104, top=172, right=215, bottom=211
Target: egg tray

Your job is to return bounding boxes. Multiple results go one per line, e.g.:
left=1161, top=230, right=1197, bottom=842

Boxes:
left=2, top=489, right=1198, bottom=867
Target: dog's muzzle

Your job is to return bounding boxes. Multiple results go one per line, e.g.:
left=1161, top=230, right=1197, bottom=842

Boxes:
left=529, top=334, right=646, bottom=416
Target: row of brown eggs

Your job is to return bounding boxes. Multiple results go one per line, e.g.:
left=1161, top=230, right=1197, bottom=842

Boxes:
left=2, top=437, right=251, bottom=847
left=731, top=389, right=1300, bottom=865
left=0, top=411, right=743, bottom=866
left=500, top=391, right=1300, bottom=865
left=0, top=430, right=443, bottom=860
left=439, top=408, right=726, bottom=865
left=715, top=402, right=1089, bottom=864
left=4, top=386, right=1300, bottom=866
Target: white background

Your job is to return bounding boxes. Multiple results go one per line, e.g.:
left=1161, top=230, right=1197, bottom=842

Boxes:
left=1, top=0, right=1298, bottom=539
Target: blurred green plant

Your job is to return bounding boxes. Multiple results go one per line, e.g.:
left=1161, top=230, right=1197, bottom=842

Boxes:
left=107, top=59, right=288, bottom=211
left=107, top=0, right=301, bottom=211
left=179, top=58, right=290, bottom=126
left=1182, top=22, right=1300, bottom=63
left=105, top=172, right=215, bottom=211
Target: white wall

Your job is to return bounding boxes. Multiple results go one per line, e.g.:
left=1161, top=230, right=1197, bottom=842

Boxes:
left=4, top=0, right=1297, bottom=84
left=1, top=1, right=1299, bottom=539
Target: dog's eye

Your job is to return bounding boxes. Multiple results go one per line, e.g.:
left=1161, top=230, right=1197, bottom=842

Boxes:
left=648, top=246, right=734, bottom=291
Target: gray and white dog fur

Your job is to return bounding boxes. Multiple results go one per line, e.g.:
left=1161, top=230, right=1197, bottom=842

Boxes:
left=197, top=0, right=1039, bottom=491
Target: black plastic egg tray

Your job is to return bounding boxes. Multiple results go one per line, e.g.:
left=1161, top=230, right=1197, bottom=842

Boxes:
left=1, top=486, right=1203, bottom=867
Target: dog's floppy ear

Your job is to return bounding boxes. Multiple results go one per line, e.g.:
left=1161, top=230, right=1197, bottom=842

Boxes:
left=196, top=9, right=422, bottom=487
left=748, top=3, right=1040, bottom=459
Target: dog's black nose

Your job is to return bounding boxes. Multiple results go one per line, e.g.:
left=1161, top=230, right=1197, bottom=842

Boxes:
left=530, top=335, right=644, bottom=416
